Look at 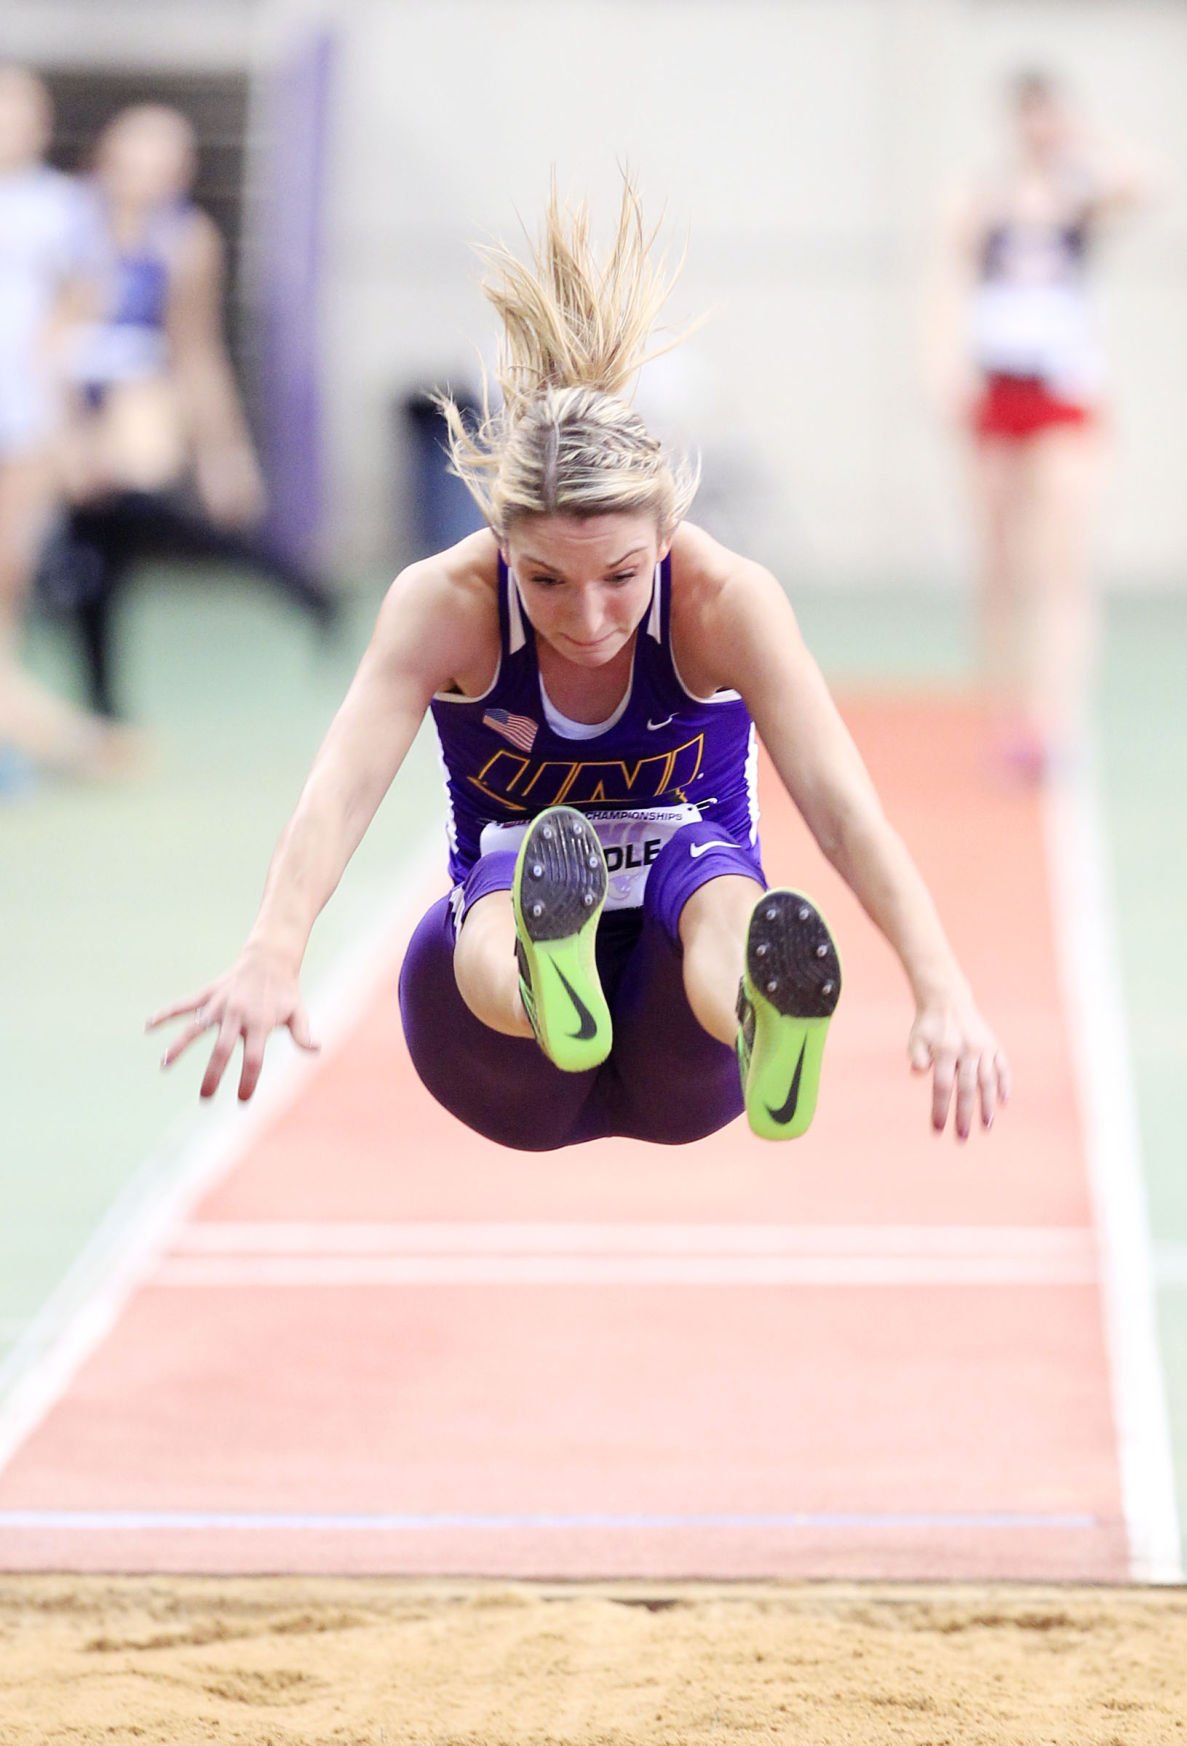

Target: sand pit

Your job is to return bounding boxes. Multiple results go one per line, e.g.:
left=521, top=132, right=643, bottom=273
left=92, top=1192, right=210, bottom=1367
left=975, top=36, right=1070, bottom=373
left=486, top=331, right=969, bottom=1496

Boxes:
left=1, top=1576, right=1186, bottom=1743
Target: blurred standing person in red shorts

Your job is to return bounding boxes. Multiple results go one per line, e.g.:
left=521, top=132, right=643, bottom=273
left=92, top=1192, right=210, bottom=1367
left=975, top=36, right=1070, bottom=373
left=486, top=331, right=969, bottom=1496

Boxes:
left=927, top=70, right=1154, bottom=780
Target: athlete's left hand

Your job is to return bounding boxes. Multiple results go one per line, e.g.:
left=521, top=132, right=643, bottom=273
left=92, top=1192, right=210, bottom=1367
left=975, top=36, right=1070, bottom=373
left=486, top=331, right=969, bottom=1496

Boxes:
left=908, top=992, right=1010, bottom=1140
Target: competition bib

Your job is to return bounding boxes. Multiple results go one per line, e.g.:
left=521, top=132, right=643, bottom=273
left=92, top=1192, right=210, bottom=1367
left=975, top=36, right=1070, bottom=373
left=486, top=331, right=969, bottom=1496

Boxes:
left=479, top=803, right=702, bottom=910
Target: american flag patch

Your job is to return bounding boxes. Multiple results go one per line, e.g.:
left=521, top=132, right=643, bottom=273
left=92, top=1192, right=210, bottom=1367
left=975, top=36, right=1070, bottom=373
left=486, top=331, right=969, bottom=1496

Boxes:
left=482, top=707, right=538, bottom=752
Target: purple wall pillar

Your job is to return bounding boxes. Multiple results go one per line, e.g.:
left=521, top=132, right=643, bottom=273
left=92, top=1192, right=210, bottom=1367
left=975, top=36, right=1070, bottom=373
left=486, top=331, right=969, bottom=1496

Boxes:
left=258, top=26, right=335, bottom=564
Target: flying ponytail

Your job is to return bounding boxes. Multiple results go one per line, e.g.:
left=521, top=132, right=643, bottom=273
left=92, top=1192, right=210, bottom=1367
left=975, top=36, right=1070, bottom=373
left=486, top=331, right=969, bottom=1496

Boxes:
left=436, top=176, right=699, bottom=538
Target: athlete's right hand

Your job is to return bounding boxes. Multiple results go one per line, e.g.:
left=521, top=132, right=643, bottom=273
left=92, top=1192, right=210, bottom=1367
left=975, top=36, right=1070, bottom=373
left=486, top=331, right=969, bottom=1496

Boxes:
left=146, top=944, right=320, bottom=1102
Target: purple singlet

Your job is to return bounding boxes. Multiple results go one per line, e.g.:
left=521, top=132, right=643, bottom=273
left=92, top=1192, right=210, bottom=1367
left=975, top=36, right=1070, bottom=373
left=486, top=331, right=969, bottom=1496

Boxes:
left=430, top=554, right=760, bottom=903
left=401, top=550, right=767, bottom=1151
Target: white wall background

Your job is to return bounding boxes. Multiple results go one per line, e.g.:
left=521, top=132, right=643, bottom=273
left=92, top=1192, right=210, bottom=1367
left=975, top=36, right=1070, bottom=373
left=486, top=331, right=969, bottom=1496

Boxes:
left=7, top=0, right=1187, bottom=586
left=313, top=0, right=1187, bottom=586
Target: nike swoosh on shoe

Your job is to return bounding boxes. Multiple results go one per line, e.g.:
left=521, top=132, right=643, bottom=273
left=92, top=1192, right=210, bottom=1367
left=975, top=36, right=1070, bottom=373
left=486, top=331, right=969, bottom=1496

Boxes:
left=551, top=961, right=598, bottom=1040
left=766, top=1037, right=807, bottom=1124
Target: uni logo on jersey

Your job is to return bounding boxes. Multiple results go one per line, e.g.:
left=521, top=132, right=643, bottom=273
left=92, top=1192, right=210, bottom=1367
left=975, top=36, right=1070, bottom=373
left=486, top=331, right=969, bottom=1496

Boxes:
left=467, top=732, right=706, bottom=812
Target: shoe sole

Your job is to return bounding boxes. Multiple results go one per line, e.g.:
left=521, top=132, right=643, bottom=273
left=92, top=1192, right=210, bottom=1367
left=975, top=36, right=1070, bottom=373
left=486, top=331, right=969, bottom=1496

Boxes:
left=511, top=806, right=612, bottom=1073
left=740, top=889, right=841, bottom=1140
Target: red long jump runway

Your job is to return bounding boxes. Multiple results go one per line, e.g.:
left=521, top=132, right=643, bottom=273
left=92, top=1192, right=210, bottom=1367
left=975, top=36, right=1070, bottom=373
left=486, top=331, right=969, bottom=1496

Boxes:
left=0, top=697, right=1127, bottom=1580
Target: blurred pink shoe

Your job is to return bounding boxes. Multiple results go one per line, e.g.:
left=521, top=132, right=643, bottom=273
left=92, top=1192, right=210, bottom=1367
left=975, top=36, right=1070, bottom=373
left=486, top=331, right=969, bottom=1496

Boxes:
left=996, top=728, right=1050, bottom=784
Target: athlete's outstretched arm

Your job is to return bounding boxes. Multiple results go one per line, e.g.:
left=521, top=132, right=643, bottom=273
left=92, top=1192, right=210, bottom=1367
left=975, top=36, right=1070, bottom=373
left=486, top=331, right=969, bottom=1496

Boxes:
left=148, top=541, right=495, bottom=1101
left=920, top=181, right=985, bottom=428
left=677, top=529, right=1010, bottom=1139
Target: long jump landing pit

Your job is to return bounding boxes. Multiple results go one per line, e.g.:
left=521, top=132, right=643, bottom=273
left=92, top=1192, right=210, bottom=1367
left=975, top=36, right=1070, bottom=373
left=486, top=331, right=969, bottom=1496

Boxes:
left=0, top=696, right=1173, bottom=1591
left=2, top=1576, right=1186, bottom=1745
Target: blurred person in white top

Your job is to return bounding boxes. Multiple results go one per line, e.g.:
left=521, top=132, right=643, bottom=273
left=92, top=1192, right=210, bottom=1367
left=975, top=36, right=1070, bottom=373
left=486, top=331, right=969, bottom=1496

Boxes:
left=926, top=70, right=1154, bottom=780
left=0, top=63, right=129, bottom=778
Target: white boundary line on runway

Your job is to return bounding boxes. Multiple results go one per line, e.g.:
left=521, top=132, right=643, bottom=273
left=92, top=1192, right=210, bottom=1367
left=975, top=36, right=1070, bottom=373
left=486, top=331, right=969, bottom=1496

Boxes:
left=0, top=1508, right=1099, bottom=1534
left=1044, top=750, right=1183, bottom=1583
left=171, top=1220, right=1095, bottom=1257
left=151, top=1253, right=1096, bottom=1287
left=0, top=848, right=441, bottom=1485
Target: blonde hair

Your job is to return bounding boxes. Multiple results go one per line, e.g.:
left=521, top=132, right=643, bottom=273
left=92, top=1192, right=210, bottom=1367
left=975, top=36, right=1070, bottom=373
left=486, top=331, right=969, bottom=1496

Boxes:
left=437, top=177, right=699, bottom=539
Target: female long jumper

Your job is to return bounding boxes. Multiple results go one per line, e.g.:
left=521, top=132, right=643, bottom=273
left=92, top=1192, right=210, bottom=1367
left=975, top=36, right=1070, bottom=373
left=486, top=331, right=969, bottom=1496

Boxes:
left=151, top=183, right=1009, bottom=1149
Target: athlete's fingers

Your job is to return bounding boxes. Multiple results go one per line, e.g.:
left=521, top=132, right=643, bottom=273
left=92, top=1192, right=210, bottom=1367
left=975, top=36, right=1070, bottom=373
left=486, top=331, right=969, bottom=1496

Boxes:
left=200, top=1015, right=241, bottom=1100
left=159, top=1016, right=214, bottom=1070
left=978, top=1050, right=998, bottom=1129
left=145, top=987, right=214, bottom=1032
left=931, top=1044, right=958, bottom=1132
left=954, top=1052, right=980, bottom=1142
left=287, top=1005, right=321, bottom=1054
left=237, top=1029, right=267, bottom=1102
left=996, top=1048, right=1013, bottom=1106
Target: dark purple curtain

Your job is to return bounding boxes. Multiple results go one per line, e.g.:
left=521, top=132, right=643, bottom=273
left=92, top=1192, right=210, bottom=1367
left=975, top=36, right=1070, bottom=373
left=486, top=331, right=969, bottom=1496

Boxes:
left=258, top=26, right=334, bottom=563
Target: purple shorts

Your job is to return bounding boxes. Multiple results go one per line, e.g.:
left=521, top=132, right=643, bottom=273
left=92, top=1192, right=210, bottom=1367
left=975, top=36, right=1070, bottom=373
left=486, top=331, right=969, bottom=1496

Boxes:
left=398, top=819, right=765, bottom=1151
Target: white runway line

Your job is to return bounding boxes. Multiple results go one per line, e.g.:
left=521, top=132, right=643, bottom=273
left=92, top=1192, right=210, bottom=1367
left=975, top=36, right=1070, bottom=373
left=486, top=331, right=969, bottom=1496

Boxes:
left=0, top=1508, right=1100, bottom=1534
left=155, top=1223, right=1099, bottom=1287
left=170, top=1220, right=1097, bottom=1257
left=152, top=1253, right=1097, bottom=1287
left=1044, top=750, right=1183, bottom=1582
left=0, top=849, right=441, bottom=1485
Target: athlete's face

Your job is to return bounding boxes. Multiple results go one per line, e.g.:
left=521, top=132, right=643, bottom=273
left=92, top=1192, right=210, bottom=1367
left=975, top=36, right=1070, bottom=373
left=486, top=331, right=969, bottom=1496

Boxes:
left=1014, top=90, right=1070, bottom=162
left=97, top=107, right=196, bottom=208
left=505, top=512, right=669, bottom=669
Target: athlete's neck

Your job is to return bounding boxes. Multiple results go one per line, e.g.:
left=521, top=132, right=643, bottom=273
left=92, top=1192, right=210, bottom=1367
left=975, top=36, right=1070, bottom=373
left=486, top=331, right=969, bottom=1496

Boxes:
left=535, top=633, right=636, bottom=726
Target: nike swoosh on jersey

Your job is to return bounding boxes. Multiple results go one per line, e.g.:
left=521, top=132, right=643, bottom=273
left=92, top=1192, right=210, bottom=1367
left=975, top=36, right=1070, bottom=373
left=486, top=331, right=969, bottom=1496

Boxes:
left=551, top=961, right=598, bottom=1041
left=647, top=715, right=675, bottom=731
left=766, top=1038, right=807, bottom=1124
left=689, top=840, right=733, bottom=859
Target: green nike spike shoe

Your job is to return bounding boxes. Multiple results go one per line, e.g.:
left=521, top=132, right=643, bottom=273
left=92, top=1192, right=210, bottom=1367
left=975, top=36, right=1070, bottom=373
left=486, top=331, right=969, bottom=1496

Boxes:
left=512, top=806, right=612, bottom=1073
left=736, top=889, right=842, bottom=1141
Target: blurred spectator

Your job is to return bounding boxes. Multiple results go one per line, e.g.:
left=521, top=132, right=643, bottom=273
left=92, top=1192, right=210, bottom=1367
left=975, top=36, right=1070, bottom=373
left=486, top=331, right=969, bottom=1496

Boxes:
left=0, top=63, right=129, bottom=778
left=926, top=70, right=1154, bottom=779
left=43, top=102, right=336, bottom=721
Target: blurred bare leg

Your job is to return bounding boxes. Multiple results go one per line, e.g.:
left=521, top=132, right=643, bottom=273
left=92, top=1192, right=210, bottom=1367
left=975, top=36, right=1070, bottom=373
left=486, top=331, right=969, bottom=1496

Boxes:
left=0, top=451, right=130, bottom=774
left=968, top=437, right=1028, bottom=733
left=0, top=453, right=55, bottom=649
left=1018, top=426, right=1104, bottom=757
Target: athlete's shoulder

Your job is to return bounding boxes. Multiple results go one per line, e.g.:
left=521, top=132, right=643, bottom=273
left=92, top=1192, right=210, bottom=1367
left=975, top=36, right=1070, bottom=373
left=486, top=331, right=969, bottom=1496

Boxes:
left=374, top=529, right=500, bottom=681
left=936, top=169, right=994, bottom=247
left=670, top=520, right=781, bottom=610
left=33, top=163, right=72, bottom=198
left=24, top=163, right=72, bottom=196
left=9, top=164, right=78, bottom=223
left=388, top=528, right=499, bottom=616
left=669, top=523, right=792, bottom=695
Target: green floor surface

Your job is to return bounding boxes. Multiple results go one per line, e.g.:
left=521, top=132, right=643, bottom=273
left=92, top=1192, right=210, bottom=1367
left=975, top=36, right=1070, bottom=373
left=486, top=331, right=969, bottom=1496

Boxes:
left=1096, top=592, right=1187, bottom=1551
left=2, top=571, right=440, bottom=1374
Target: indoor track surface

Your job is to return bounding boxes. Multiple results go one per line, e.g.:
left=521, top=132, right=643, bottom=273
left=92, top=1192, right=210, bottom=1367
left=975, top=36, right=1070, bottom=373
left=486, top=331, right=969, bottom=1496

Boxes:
left=0, top=696, right=1154, bottom=1585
